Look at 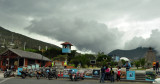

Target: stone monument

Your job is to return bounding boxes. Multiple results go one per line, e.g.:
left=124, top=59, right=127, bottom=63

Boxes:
left=145, top=47, right=156, bottom=68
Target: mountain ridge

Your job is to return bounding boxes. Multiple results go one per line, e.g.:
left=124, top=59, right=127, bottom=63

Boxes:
left=108, top=47, right=157, bottom=60
left=0, top=26, right=61, bottom=52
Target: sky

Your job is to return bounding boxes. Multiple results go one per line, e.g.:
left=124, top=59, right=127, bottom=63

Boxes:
left=1, top=0, right=160, bottom=54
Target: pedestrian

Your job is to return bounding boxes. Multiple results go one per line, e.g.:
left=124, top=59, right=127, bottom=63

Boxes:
left=110, top=67, right=114, bottom=83
left=124, top=61, right=131, bottom=72
left=153, top=62, right=156, bottom=71
left=117, top=66, right=121, bottom=81
left=100, top=66, right=105, bottom=83
left=105, top=66, right=110, bottom=80
left=156, top=61, right=159, bottom=74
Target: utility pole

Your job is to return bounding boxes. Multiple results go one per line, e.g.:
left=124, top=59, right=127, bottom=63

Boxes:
left=24, top=42, right=26, bottom=50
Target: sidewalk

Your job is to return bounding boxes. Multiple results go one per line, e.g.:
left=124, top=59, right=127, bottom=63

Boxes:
left=0, top=72, right=4, bottom=78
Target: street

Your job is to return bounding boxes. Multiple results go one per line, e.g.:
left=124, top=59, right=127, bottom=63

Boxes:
left=0, top=77, right=152, bottom=84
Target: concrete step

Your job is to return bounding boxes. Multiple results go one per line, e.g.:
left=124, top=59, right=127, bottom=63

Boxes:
left=136, top=78, right=146, bottom=80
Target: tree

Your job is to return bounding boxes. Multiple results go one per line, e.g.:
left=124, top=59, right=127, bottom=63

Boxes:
left=70, top=56, right=80, bottom=67
left=53, top=55, right=67, bottom=61
left=79, top=55, right=90, bottom=68
left=121, top=59, right=126, bottom=65
left=84, top=54, right=96, bottom=67
left=139, top=58, right=146, bottom=68
left=134, top=60, right=140, bottom=69
left=68, top=50, right=77, bottom=63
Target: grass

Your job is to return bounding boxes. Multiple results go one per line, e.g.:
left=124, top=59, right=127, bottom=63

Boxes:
left=130, top=68, right=146, bottom=70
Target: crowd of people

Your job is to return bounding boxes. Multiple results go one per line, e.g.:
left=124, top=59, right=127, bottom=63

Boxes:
left=100, top=66, right=121, bottom=83
left=100, top=61, right=131, bottom=83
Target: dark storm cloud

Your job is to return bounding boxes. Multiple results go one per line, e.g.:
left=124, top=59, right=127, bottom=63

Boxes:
left=26, top=18, right=123, bottom=53
left=1, top=0, right=160, bottom=53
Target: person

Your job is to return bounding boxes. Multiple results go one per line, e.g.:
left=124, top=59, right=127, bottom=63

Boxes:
left=100, top=66, right=105, bottom=83
left=110, top=67, right=114, bottom=83
left=117, top=66, right=121, bottom=81
left=156, top=61, right=159, bottom=74
left=153, top=62, right=156, bottom=71
left=11, top=65, right=14, bottom=71
left=124, top=61, right=131, bottom=72
left=105, top=66, right=110, bottom=80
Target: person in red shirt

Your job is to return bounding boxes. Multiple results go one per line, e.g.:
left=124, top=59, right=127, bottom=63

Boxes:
left=116, top=66, right=121, bottom=81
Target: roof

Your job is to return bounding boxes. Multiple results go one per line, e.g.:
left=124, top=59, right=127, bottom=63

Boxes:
left=61, top=42, right=73, bottom=46
left=8, top=48, right=51, bottom=61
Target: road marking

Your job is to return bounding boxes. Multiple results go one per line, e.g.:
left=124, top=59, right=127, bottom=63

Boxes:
left=0, top=78, right=11, bottom=84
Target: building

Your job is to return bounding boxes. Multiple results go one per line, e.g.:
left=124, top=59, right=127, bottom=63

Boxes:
left=0, top=48, right=51, bottom=70
left=145, top=47, right=156, bottom=68
left=61, top=42, right=73, bottom=53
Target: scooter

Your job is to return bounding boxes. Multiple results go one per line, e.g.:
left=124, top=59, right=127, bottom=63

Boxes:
left=4, top=70, right=15, bottom=78
left=19, top=71, right=32, bottom=79
left=47, top=70, right=58, bottom=80
left=36, top=70, right=47, bottom=79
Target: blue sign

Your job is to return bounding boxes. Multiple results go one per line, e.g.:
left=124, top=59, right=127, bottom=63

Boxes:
left=17, top=68, right=23, bottom=75
left=115, top=56, right=120, bottom=62
left=127, top=71, right=135, bottom=80
left=62, top=48, right=71, bottom=53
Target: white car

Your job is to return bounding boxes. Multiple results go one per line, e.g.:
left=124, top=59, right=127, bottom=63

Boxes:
left=153, top=78, right=160, bottom=84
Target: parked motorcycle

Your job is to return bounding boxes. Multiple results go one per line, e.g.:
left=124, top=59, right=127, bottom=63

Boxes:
left=36, top=70, right=47, bottom=79
left=4, top=70, right=15, bottom=78
left=19, top=71, right=32, bottom=79
left=47, top=70, right=58, bottom=80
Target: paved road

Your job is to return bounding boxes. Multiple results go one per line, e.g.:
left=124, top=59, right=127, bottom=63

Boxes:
left=0, top=77, right=152, bottom=84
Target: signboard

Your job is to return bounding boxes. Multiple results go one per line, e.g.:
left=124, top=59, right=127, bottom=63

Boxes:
left=17, top=67, right=23, bottom=75
left=63, top=69, right=70, bottom=77
left=32, top=64, right=36, bottom=70
left=92, top=69, right=100, bottom=78
left=55, top=61, right=62, bottom=66
left=90, top=60, right=96, bottom=64
left=115, top=56, right=120, bottom=62
left=146, top=71, right=156, bottom=81
left=120, top=71, right=126, bottom=78
left=36, top=64, right=39, bottom=70
left=27, top=66, right=31, bottom=69
left=84, top=69, right=93, bottom=78
left=126, top=71, right=135, bottom=80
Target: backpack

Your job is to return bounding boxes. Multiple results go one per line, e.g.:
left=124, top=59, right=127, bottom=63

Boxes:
left=105, top=68, right=110, bottom=73
left=110, top=70, right=114, bottom=75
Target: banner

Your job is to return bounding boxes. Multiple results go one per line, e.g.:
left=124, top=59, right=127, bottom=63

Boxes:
left=92, top=69, right=100, bottom=78
left=36, top=64, right=39, bottom=70
left=32, top=64, right=36, bottom=70
left=27, top=66, right=31, bottom=69
left=17, top=67, right=23, bottom=75
left=84, top=69, right=93, bottom=78
left=146, top=71, right=156, bottom=81
left=126, top=71, right=135, bottom=80
left=63, top=69, right=70, bottom=77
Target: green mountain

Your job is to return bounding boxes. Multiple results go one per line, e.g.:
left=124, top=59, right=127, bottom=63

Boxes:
left=0, top=26, right=61, bottom=52
left=108, top=47, right=157, bottom=60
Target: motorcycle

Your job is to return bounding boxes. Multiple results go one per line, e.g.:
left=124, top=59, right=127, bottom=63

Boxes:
left=47, top=70, right=58, bottom=80
left=4, top=70, right=15, bottom=78
left=36, top=70, right=47, bottom=79
left=19, top=71, right=32, bottom=79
